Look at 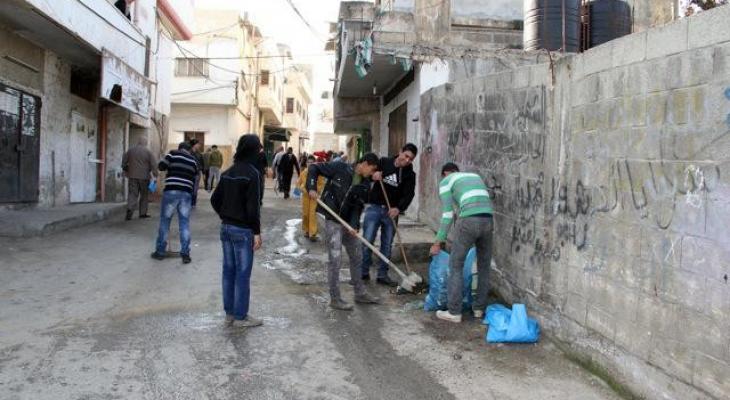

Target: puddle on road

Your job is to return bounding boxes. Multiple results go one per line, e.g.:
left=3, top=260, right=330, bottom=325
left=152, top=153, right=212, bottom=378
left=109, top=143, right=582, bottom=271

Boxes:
left=274, top=219, right=307, bottom=257
left=262, top=259, right=325, bottom=285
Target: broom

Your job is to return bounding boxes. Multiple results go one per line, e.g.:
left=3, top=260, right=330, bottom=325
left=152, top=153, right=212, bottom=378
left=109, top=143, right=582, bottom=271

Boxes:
left=377, top=180, right=420, bottom=278
left=316, top=198, right=422, bottom=292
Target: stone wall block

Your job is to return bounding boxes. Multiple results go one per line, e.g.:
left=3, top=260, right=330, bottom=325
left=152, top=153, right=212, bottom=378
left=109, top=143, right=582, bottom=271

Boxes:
left=647, top=338, right=695, bottom=384
left=681, top=236, right=729, bottom=281
left=692, top=352, right=730, bottom=400
left=687, top=5, right=730, bottom=49
left=584, top=41, right=614, bottom=76
left=611, top=31, right=647, bottom=68
left=586, top=304, right=616, bottom=343
left=647, top=17, right=689, bottom=60
left=669, top=89, right=690, bottom=125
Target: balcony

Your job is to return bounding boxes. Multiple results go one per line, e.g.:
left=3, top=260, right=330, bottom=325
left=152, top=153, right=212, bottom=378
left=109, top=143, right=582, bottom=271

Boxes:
left=258, top=85, right=282, bottom=126
left=0, top=0, right=147, bottom=73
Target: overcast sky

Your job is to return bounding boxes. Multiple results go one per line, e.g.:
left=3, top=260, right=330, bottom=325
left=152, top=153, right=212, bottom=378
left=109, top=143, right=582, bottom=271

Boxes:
left=200, top=0, right=344, bottom=93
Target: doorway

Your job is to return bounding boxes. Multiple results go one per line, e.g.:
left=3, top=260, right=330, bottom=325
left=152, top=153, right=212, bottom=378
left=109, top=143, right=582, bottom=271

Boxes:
left=0, top=83, right=41, bottom=203
left=184, top=131, right=205, bottom=148
left=388, top=102, right=407, bottom=157
left=69, top=112, right=99, bottom=203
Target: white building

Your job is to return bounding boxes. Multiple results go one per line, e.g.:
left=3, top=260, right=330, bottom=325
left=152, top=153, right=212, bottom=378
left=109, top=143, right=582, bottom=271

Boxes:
left=169, top=9, right=263, bottom=168
left=0, top=0, right=193, bottom=207
left=283, top=64, right=313, bottom=156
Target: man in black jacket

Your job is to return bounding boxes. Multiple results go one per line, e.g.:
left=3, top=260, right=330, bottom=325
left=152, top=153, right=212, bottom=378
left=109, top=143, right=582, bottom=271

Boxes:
left=359, top=143, right=418, bottom=286
left=307, top=153, right=380, bottom=311
left=277, top=147, right=300, bottom=199
left=211, top=134, right=264, bottom=328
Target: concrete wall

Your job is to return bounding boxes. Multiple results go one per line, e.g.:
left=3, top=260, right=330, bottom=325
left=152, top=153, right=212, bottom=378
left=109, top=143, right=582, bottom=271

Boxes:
left=418, top=7, right=730, bottom=399
left=105, top=106, right=129, bottom=203
left=37, top=52, right=98, bottom=207
left=451, top=0, right=523, bottom=21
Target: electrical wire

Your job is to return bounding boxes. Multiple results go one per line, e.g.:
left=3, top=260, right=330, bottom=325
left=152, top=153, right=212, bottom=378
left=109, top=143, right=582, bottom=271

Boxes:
left=192, top=22, right=240, bottom=36
left=283, top=0, right=327, bottom=43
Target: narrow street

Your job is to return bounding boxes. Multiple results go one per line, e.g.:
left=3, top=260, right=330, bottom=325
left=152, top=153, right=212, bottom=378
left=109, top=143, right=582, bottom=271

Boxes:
left=1, top=189, right=620, bottom=400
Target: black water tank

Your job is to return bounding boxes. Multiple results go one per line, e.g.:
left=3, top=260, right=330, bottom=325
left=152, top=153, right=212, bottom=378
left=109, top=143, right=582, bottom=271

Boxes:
left=524, top=0, right=581, bottom=52
left=587, top=0, right=632, bottom=47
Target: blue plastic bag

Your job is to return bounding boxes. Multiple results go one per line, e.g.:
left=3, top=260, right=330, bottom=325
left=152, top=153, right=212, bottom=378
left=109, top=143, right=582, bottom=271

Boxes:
left=424, top=248, right=475, bottom=312
left=292, top=187, right=302, bottom=199
left=148, top=179, right=157, bottom=193
left=485, top=303, right=540, bottom=343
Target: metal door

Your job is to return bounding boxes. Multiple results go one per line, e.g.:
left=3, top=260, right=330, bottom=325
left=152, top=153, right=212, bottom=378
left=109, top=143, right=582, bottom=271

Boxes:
left=0, top=83, right=40, bottom=203
left=70, top=112, right=98, bottom=203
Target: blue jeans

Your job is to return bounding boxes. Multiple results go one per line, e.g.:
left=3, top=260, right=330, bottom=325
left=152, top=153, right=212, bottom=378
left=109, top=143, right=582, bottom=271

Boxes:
left=359, top=205, right=395, bottom=279
left=155, top=190, right=192, bottom=256
left=220, top=224, right=255, bottom=319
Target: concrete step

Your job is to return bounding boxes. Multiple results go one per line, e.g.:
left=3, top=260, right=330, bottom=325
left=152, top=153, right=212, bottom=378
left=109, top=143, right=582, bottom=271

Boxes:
left=0, top=203, right=126, bottom=237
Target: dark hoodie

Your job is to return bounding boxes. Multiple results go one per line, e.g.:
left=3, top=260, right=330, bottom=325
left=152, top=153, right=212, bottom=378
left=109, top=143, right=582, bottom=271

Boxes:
left=211, top=135, right=262, bottom=234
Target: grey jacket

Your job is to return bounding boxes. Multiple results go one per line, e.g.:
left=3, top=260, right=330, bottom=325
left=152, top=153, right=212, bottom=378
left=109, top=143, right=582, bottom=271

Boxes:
left=122, top=145, right=157, bottom=180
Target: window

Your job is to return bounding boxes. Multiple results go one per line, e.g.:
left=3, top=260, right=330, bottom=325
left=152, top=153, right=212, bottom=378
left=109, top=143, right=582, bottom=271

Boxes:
left=70, top=68, right=98, bottom=102
left=286, top=98, right=294, bottom=113
left=260, top=70, right=269, bottom=85
left=175, top=58, right=209, bottom=77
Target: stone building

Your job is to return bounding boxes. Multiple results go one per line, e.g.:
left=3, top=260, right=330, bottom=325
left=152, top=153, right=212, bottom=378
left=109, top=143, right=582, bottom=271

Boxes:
left=0, top=0, right=192, bottom=207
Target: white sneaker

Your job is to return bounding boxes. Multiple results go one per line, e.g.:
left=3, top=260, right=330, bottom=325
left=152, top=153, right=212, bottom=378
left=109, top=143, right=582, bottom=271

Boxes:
left=436, top=310, right=462, bottom=323
left=473, top=310, right=484, bottom=319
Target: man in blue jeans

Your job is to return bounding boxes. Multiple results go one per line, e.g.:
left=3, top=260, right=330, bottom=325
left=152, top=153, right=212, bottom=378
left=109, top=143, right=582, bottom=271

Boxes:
left=151, top=142, right=199, bottom=264
left=359, top=143, right=418, bottom=286
left=211, top=134, right=263, bottom=328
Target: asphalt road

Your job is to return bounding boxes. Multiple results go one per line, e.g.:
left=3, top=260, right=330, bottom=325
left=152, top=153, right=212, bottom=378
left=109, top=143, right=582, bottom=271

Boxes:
left=0, top=189, right=621, bottom=400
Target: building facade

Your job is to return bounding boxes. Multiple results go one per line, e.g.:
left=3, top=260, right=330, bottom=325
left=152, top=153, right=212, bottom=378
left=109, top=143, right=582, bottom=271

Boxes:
left=169, top=9, right=263, bottom=168
left=283, top=64, right=313, bottom=156
left=332, top=0, right=525, bottom=216
left=0, top=0, right=192, bottom=207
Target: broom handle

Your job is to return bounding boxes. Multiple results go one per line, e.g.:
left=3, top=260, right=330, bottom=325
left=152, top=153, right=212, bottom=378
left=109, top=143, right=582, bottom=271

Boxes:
left=378, top=180, right=412, bottom=273
left=316, top=198, right=406, bottom=279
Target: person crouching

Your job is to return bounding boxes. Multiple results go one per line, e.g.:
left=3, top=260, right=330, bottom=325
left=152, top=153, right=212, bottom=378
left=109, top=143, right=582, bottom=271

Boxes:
left=306, top=153, right=381, bottom=310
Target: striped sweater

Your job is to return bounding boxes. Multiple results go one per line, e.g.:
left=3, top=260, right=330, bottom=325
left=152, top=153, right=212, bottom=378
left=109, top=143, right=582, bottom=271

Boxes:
left=158, top=150, right=199, bottom=193
left=435, top=172, right=493, bottom=241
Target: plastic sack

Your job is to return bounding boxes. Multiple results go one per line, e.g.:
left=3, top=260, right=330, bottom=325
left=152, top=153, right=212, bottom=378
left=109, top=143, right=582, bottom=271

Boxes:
left=485, top=303, right=540, bottom=343
left=148, top=179, right=157, bottom=193
left=292, top=187, right=302, bottom=199
left=424, top=248, right=475, bottom=312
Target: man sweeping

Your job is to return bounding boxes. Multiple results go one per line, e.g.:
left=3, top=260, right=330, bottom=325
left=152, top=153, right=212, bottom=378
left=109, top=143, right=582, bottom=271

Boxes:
left=359, top=143, right=418, bottom=286
left=307, top=154, right=381, bottom=311
left=429, top=163, right=494, bottom=323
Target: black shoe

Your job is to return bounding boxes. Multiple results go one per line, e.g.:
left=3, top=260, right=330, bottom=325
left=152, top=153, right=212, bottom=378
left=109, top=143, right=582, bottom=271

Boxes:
left=376, top=276, right=398, bottom=287
left=125, top=210, right=133, bottom=221
left=139, top=214, right=151, bottom=219
left=181, top=254, right=191, bottom=264
left=150, top=252, right=165, bottom=260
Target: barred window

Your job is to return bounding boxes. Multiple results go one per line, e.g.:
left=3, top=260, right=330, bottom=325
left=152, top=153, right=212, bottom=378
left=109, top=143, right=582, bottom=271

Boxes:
left=175, top=58, right=209, bottom=77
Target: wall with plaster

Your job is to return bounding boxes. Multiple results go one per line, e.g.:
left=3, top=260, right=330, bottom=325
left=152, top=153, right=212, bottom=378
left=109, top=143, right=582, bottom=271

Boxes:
left=451, top=0, right=523, bottom=21
left=419, top=7, right=730, bottom=399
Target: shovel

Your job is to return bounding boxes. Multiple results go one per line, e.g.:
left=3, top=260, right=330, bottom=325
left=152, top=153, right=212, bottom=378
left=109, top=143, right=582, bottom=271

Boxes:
left=316, top=198, right=423, bottom=292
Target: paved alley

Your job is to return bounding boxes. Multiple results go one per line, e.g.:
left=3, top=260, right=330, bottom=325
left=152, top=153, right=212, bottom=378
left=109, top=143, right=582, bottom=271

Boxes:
left=0, top=190, right=621, bottom=400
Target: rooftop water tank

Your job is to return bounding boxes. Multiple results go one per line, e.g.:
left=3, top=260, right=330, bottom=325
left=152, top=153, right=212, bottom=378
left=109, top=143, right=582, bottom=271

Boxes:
left=586, top=0, right=632, bottom=48
left=524, top=0, right=581, bottom=52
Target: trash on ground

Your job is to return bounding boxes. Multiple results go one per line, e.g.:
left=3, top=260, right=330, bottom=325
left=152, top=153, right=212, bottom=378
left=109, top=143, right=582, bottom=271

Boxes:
left=423, top=249, right=475, bottom=312
left=485, top=303, right=540, bottom=343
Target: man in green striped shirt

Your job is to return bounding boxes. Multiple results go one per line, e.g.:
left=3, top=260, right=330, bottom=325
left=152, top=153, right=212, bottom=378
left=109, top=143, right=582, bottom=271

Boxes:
left=429, top=162, right=494, bottom=323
